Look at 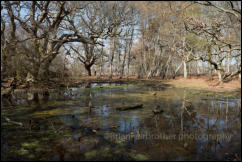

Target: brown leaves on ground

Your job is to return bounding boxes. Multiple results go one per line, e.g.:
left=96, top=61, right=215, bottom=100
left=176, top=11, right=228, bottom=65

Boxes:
left=71, top=75, right=241, bottom=92
left=166, top=75, right=241, bottom=92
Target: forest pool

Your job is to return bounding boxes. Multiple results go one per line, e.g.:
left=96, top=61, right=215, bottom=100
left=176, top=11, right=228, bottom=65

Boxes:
left=1, top=83, right=241, bottom=160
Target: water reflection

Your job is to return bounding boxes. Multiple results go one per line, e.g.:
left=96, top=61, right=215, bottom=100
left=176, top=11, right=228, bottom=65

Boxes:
left=1, top=84, right=241, bottom=161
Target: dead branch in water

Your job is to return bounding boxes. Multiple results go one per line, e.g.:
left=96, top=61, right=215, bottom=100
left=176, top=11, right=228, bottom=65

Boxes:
left=116, top=104, right=143, bottom=111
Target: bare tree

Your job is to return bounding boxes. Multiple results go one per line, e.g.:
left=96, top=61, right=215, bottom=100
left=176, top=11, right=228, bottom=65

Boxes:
left=2, top=1, right=101, bottom=81
left=1, top=1, right=17, bottom=79
left=184, top=3, right=241, bottom=83
left=68, top=1, right=134, bottom=77
left=69, top=42, right=101, bottom=76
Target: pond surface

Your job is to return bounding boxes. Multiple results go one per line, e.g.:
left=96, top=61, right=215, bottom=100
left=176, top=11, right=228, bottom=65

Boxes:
left=1, top=83, right=241, bottom=161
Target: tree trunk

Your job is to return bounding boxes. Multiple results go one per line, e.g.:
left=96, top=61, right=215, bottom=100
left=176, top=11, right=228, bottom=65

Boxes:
left=126, top=26, right=134, bottom=79
left=38, top=61, right=51, bottom=80
left=188, top=62, right=191, bottom=75
left=30, top=61, right=40, bottom=81
left=137, top=64, right=143, bottom=79
left=109, top=62, right=113, bottom=79
left=85, top=65, right=92, bottom=76
left=62, top=56, right=66, bottom=79
left=99, top=47, right=104, bottom=76
left=38, top=53, right=58, bottom=80
left=208, top=64, right=213, bottom=80
left=120, top=41, right=128, bottom=79
left=37, top=51, right=58, bottom=81
left=196, top=60, right=200, bottom=75
left=172, top=62, right=183, bottom=79
left=227, top=57, right=230, bottom=73
left=183, top=60, right=187, bottom=79
left=209, top=69, right=213, bottom=80
left=1, top=53, right=7, bottom=79
left=109, top=38, right=115, bottom=79
left=147, top=58, right=155, bottom=79
left=217, top=70, right=223, bottom=83
left=164, top=55, right=171, bottom=79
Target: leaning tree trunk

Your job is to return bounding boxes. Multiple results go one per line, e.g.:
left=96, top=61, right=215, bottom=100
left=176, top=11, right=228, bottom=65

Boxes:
left=172, top=62, right=183, bottom=79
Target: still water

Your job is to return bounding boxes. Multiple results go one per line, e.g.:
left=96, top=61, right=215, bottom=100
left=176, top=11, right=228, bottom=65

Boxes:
left=1, top=83, right=241, bottom=160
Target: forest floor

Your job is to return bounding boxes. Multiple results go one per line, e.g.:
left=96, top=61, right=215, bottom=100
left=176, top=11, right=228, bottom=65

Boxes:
left=165, top=75, right=241, bottom=92
left=66, top=74, right=241, bottom=93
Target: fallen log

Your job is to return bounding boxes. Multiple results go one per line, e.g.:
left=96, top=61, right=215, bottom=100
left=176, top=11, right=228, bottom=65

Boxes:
left=116, top=104, right=143, bottom=111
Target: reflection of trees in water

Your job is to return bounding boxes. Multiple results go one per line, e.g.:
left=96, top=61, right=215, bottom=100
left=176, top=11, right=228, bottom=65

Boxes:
left=180, top=92, right=241, bottom=157
left=136, top=89, right=241, bottom=159
left=26, top=91, right=50, bottom=105
left=2, top=87, right=240, bottom=160
left=2, top=90, right=51, bottom=106
left=83, top=88, right=93, bottom=115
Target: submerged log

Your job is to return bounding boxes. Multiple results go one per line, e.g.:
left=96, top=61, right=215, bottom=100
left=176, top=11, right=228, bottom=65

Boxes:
left=116, top=104, right=143, bottom=111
